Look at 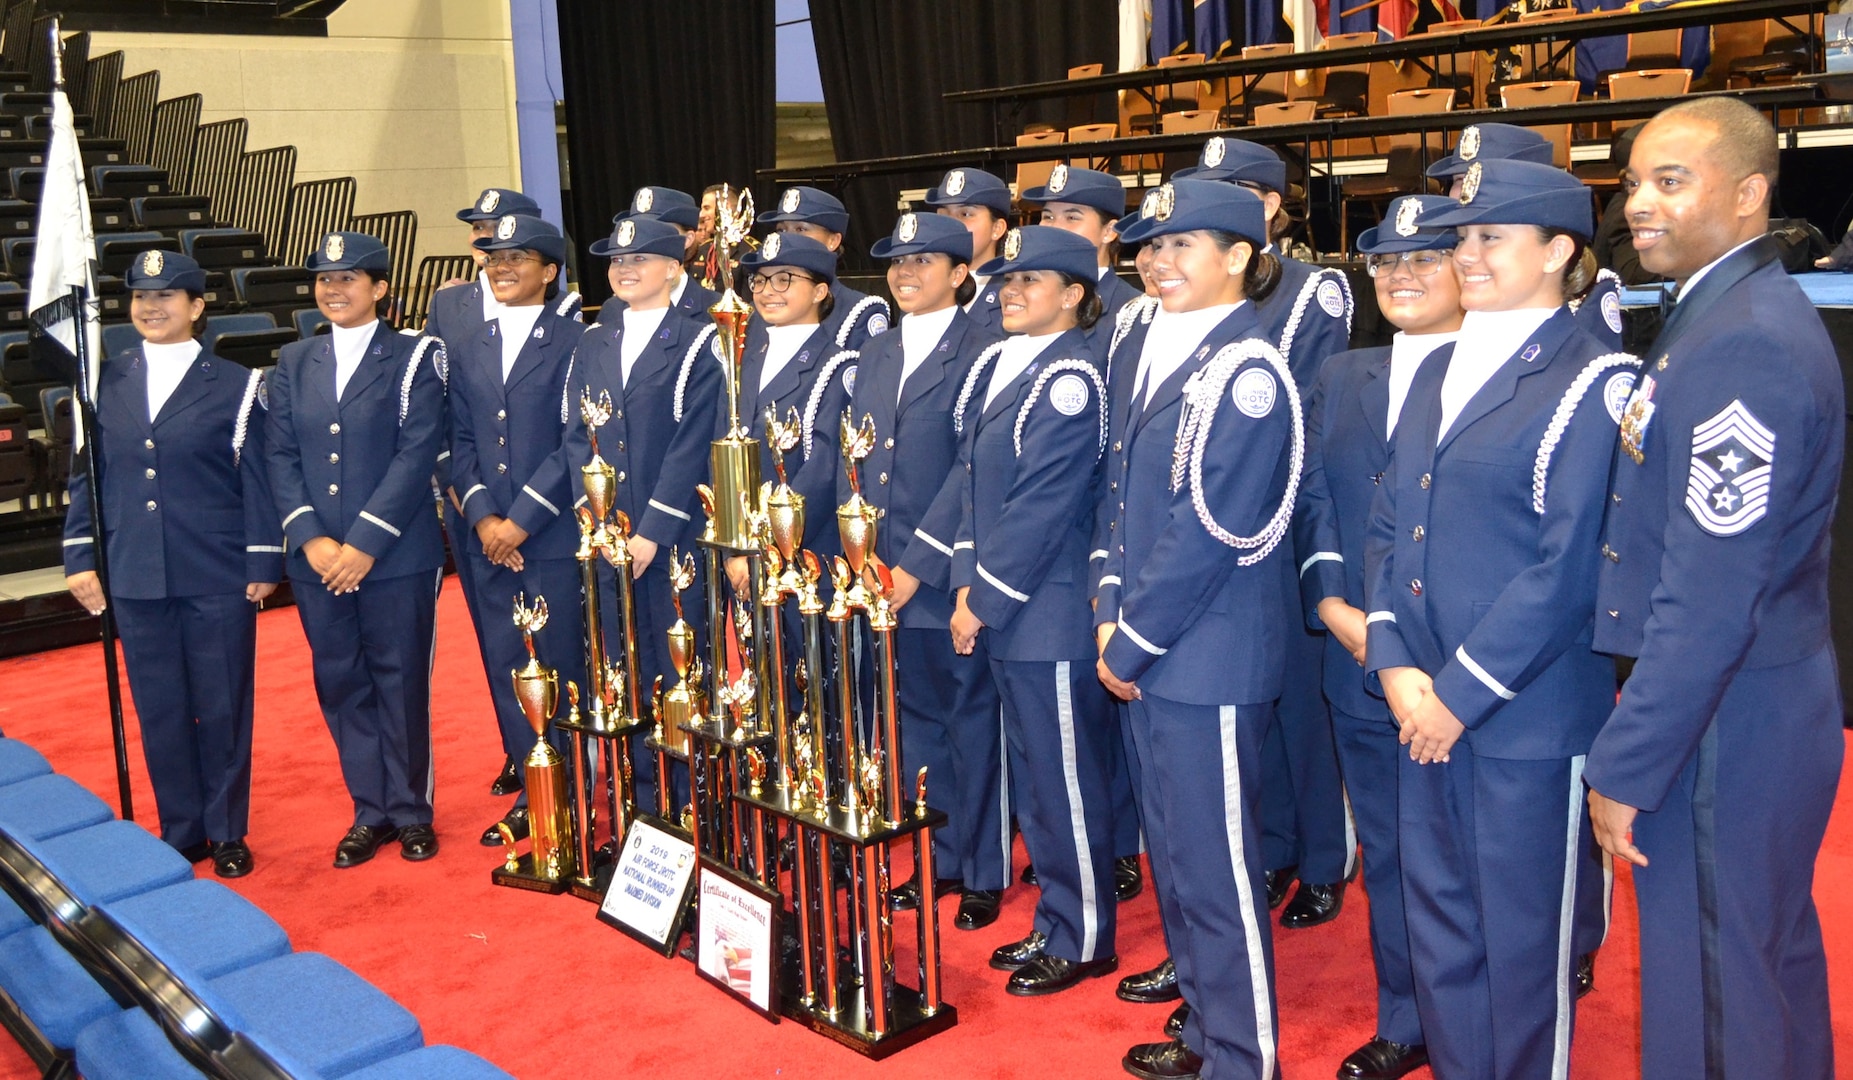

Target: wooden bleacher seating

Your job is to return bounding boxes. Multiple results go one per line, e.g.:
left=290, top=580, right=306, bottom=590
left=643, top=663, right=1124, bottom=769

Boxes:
left=1015, top=129, right=1065, bottom=202
left=1608, top=68, right=1694, bottom=131
left=1500, top=79, right=1580, bottom=167
left=1340, top=86, right=1456, bottom=250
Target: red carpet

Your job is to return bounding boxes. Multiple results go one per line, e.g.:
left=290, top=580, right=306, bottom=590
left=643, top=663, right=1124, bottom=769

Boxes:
left=0, top=578, right=1847, bottom=1079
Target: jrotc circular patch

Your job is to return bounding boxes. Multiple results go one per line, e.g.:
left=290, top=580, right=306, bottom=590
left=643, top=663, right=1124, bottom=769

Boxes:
left=1203, top=136, right=1227, bottom=168
left=479, top=189, right=500, bottom=213
left=762, top=233, right=782, bottom=260
left=324, top=233, right=345, bottom=262
left=1049, top=373, right=1089, bottom=415
left=1154, top=183, right=1175, bottom=222
left=616, top=220, right=635, bottom=247
left=867, top=312, right=889, bottom=335
left=142, top=249, right=164, bottom=277
left=1003, top=229, right=1022, bottom=262
left=1049, top=164, right=1070, bottom=194
left=781, top=188, right=802, bottom=214
left=634, top=188, right=654, bottom=213
left=1458, top=126, right=1482, bottom=162
left=1232, top=368, right=1277, bottom=417
left=842, top=364, right=857, bottom=394
left=1602, top=290, right=1622, bottom=334
left=1603, top=370, right=1635, bottom=424
left=898, top=213, right=918, bottom=243
left=495, top=214, right=518, bottom=240
left=1317, top=278, right=1345, bottom=318
left=944, top=169, right=967, bottom=197
left=1394, top=197, right=1421, bottom=237
left=1458, top=161, right=1482, bottom=205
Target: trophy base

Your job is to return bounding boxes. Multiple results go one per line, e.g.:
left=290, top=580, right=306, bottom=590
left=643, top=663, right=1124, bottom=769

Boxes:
left=568, top=860, right=616, bottom=904
left=680, top=717, right=778, bottom=750
left=490, top=853, right=572, bottom=894
left=645, top=734, right=692, bottom=761
left=781, top=977, right=958, bottom=1060
left=734, top=788, right=948, bottom=846
left=555, top=713, right=651, bottom=741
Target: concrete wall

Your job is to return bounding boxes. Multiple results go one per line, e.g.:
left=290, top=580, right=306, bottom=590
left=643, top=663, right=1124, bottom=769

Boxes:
left=90, top=0, right=520, bottom=267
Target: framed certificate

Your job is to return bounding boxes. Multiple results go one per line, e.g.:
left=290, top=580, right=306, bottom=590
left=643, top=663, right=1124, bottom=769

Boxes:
left=694, top=859, right=782, bottom=1022
left=596, top=818, right=698, bottom=956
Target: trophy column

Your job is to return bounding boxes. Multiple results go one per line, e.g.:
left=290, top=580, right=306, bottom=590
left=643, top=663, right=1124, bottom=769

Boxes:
left=490, top=596, right=576, bottom=895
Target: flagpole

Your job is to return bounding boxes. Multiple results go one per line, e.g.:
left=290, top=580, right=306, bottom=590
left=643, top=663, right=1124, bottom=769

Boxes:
left=47, top=18, right=134, bottom=822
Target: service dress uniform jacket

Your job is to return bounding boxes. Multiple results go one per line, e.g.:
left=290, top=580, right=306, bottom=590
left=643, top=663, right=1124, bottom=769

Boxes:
left=849, top=309, right=1011, bottom=889
left=731, top=321, right=857, bottom=558
left=821, top=281, right=890, bottom=354
left=963, top=275, right=1005, bottom=336
left=1570, top=268, right=1624, bottom=350
left=952, top=326, right=1116, bottom=962
left=449, top=304, right=590, bottom=781
left=266, top=324, right=447, bottom=831
left=1364, top=307, right=1632, bottom=1080
left=64, top=343, right=282, bottom=851
left=1097, top=301, right=1297, bottom=1080
left=1586, top=238, right=1844, bottom=1080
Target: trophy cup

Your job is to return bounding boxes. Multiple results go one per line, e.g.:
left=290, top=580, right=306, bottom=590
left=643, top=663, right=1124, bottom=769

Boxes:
left=492, top=594, right=575, bottom=891
left=708, top=185, right=762, bottom=550
left=760, top=406, right=807, bottom=601
left=657, top=548, right=704, bottom=757
left=830, top=412, right=884, bottom=620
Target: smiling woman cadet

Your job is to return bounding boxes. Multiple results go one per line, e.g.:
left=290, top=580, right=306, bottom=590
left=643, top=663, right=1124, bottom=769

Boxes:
left=266, top=232, right=448, bottom=869
left=1364, top=160, right=1635, bottom=1080
left=925, top=167, right=1013, bottom=335
left=1294, top=194, right=1464, bottom=1080
left=64, top=251, right=282, bottom=880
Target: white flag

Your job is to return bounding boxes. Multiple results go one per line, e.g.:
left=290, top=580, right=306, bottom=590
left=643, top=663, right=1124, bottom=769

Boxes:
left=27, top=82, right=101, bottom=419
left=1119, top=0, right=1153, bottom=73
left=1284, top=0, right=1326, bottom=84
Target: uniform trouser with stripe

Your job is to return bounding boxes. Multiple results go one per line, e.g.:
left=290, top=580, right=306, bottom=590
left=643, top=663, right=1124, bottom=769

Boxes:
left=1108, top=704, right=1143, bottom=860
left=1120, top=697, right=1185, bottom=960
left=1331, top=704, right=1421, bottom=1046
left=896, top=627, right=1009, bottom=892
left=1259, top=599, right=1352, bottom=883
left=472, top=554, right=585, bottom=808
left=989, top=653, right=1117, bottom=962
left=114, top=592, right=257, bottom=849
left=1398, top=743, right=1587, bottom=1080
left=1628, top=645, right=1839, bottom=1080
left=1127, top=693, right=1278, bottom=1080
left=294, top=569, right=439, bottom=830
left=443, top=505, right=493, bottom=734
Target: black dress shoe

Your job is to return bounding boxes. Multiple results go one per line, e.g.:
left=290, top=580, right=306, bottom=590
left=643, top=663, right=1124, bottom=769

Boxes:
left=1115, top=855, right=1143, bottom=902
left=891, top=876, right=961, bottom=911
left=489, top=755, right=522, bottom=796
left=479, top=807, right=529, bottom=847
left=1265, top=864, right=1298, bottom=909
left=1006, top=953, right=1118, bottom=996
left=1122, top=1038, right=1203, bottom=1080
left=1020, top=862, right=1038, bottom=886
left=1575, top=952, right=1595, bottom=999
left=1281, top=880, right=1345, bottom=929
left=333, top=825, right=399, bottom=869
left=955, top=889, right=1002, bottom=930
left=989, top=930, right=1048, bottom=971
left=1163, top=1001, right=1190, bottom=1039
left=210, top=840, right=252, bottom=879
left=399, top=824, right=438, bottom=861
left=177, top=840, right=212, bottom=865
left=1338, top=1037, right=1429, bottom=1080
left=1118, top=957, right=1181, bottom=1004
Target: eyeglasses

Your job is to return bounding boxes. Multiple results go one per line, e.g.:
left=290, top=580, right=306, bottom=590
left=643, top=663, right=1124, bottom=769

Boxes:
left=1364, top=251, right=1449, bottom=277
left=749, top=270, right=816, bottom=294
left=483, top=252, right=538, bottom=269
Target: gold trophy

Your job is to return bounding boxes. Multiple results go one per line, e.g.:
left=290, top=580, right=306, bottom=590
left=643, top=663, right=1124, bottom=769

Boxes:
left=914, top=766, right=929, bottom=820
left=497, top=594, right=576, bottom=888
left=708, top=184, right=762, bottom=549
left=657, top=548, right=705, bottom=756
left=760, top=406, right=807, bottom=601
left=830, top=412, right=883, bottom=619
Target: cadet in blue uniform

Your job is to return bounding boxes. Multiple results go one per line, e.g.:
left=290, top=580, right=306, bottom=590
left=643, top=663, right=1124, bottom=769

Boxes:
left=1586, top=98, right=1842, bottom=1080
left=925, top=167, right=1011, bottom=335
left=64, top=251, right=281, bottom=880
left=425, top=186, right=547, bottom=800
left=1428, top=125, right=1623, bottom=350
left=1295, top=195, right=1462, bottom=1080
left=449, top=214, right=591, bottom=844
left=1365, top=160, right=1633, bottom=1080
left=1180, top=135, right=1355, bottom=928
left=555, top=215, right=722, bottom=816
left=756, top=185, right=890, bottom=351
left=950, top=225, right=1118, bottom=996
left=852, top=212, right=1010, bottom=929
left=604, top=186, right=722, bottom=321
left=1023, top=164, right=1144, bottom=332
left=267, top=232, right=447, bottom=868
left=1098, top=180, right=1297, bottom=1080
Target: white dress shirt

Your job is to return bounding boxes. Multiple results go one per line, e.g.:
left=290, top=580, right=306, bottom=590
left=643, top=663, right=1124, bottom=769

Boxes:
left=496, top=304, right=544, bottom=383
left=329, top=319, right=376, bottom=402
left=1137, top=302, right=1241, bottom=408
left=620, top=307, right=669, bottom=388
left=1676, top=236, right=1761, bottom=301
left=983, top=331, right=1061, bottom=410
left=1386, top=330, right=1458, bottom=437
left=759, top=323, right=816, bottom=396
left=478, top=271, right=501, bottom=322
left=898, top=305, right=957, bottom=405
left=1436, top=306, right=1556, bottom=444
left=144, top=339, right=202, bottom=421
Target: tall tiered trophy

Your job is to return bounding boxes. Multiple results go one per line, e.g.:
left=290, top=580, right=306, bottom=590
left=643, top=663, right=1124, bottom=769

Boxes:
left=707, top=184, right=761, bottom=550
left=491, top=595, right=575, bottom=894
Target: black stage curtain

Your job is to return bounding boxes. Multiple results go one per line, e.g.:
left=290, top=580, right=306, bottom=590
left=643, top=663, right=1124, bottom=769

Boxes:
left=555, top=0, right=776, bottom=306
left=808, top=0, right=1120, bottom=273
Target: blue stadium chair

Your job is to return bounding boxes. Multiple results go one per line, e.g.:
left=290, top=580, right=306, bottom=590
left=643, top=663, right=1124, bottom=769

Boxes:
left=0, top=820, right=193, bottom=943
left=0, top=738, right=51, bottom=788
left=101, top=323, right=141, bottom=359
left=202, top=311, right=275, bottom=353
left=0, top=235, right=32, bottom=278
left=0, top=776, right=113, bottom=847
left=293, top=307, right=329, bottom=339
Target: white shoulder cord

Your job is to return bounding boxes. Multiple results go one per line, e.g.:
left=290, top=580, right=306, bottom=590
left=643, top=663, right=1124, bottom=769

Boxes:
left=1012, top=359, right=1108, bottom=458
left=675, top=324, right=719, bottom=423
left=231, top=367, right=264, bottom=466
left=1109, top=294, right=1158, bottom=365
left=1532, top=351, right=1640, bottom=513
left=399, top=335, right=441, bottom=425
left=834, top=295, right=889, bottom=348
left=1277, top=268, right=1353, bottom=374
left=1170, top=339, right=1304, bottom=565
left=952, top=340, right=1008, bottom=436
left=801, top=349, right=859, bottom=460
left=555, top=290, right=583, bottom=320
